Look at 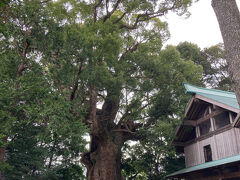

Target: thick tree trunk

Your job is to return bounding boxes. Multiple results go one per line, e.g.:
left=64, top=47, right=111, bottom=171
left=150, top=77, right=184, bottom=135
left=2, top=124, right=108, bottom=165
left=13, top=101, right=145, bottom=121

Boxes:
left=82, top=134, right=123, bottom=180
left=212, top=0, right=240, bottom=104
left=81, top=86, right=127, bottom=179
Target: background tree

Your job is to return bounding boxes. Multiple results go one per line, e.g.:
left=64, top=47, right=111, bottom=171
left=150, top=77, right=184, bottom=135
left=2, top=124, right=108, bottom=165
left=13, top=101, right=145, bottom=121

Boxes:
left=0, top=1, right=87, bottom=179
left=212, top=0, right=240, bottom=103
left=203, top=43, right=232, bottom=91
left=121, top=41, right=234, bottom=179
left=121, top=45, right=203, bottom=179
left=177, top=42, right=231, bottom=90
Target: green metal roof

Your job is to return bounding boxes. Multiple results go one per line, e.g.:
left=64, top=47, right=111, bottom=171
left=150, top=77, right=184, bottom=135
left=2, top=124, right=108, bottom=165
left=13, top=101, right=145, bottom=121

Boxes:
left=183, top=83, right=239, bottom=110
left=167, top=154, right=240, bottom=178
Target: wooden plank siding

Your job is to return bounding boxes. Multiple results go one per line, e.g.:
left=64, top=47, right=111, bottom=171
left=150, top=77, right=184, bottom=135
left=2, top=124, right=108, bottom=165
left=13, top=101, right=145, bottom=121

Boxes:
left=184, top=127, right=240, bottom=168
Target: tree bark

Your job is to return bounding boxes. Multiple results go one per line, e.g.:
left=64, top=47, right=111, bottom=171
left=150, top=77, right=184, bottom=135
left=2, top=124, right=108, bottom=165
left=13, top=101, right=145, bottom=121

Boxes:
left=81, top=87, right=126, bottom=180
left=82, top=134, right=124, bottom=180
left=212, top=0, right=240, bottom=104
left=0, top=136, right=7, bottom=180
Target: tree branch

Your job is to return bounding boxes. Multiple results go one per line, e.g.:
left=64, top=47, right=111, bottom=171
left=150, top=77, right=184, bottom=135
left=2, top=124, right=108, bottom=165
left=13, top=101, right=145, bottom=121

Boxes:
left=97, top=93, right=105, bottom=99
left=120, top=12, right=164, bottom=30
left=40, top=0, right=52, bottom=4
left=103, top=0, right=122, bottom=22
left=101, top=93, right=120, bottom=123
left=93, top=0, right=103, bottom=22
left=89, top=85, right=98, bottom=134
left=119, top=1, right=178, bottom=30
left=119, top=42, right=139, bottom=61
left=117, top=103, right=150, bottom=127
left=112, top=129, right=135, bottom=134
left=105, top=0, right=109, bottom=14
left=70, top=61, right=83, bottom=101
left=113, top=12, right=127, bottom=24
left=17, top=40, right=30, bottom=77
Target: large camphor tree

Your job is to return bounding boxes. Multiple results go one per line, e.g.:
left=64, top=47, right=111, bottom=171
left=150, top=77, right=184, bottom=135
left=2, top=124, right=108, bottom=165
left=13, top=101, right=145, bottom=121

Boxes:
left=0, top=0, right=203, bottom=179
left=212, top=0, right=240, bottom=103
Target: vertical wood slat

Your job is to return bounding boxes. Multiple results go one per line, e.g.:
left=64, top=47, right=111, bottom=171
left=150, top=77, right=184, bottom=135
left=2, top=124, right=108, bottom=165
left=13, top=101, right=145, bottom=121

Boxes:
left=184, top=128, right=240, bottom=167
left=229, top=112, right=233, bottom=123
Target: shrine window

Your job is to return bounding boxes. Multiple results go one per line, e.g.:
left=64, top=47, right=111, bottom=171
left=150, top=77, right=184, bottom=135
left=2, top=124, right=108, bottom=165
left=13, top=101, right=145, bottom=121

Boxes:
left=199, top=119, right=211, bottom=136
left=204, top=145, right=212, bottom=162
left=214, top=112, right=230, bottom=129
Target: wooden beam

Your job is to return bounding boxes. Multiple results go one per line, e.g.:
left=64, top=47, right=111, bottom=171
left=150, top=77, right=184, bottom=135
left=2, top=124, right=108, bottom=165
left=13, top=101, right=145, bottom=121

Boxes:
left=196, top=109, right=225, bottom=125
left=196, top=126, right=200, bottom=137
left=172, top=141, right=185, bottom=147
left=183, top=110, right=225, bottom=127
left=183, top=120, right=197, bottom=127
left=233, top=113, right=240, bottom=127
left=185, top=95, right=195, bottom=116
left=178, top=127, right=185, bottom=141
left=229, top=112, right=233, bottom=124
left=195, top=94, right=240, bottom=113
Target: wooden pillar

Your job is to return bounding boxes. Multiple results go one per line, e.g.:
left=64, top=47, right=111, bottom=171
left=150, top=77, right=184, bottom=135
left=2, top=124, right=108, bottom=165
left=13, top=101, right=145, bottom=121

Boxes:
left=196, top=126, right=200, bottom=137
left=229, top=112, right=233, bottom=124
left=209, top=106, right=216, bottom=131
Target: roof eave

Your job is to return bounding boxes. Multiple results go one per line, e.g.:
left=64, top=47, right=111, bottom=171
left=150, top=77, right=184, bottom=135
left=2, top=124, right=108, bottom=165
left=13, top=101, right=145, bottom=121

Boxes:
left=195, top=94, right=239, bottom=113
left=166, top=154, right=240, bottom=178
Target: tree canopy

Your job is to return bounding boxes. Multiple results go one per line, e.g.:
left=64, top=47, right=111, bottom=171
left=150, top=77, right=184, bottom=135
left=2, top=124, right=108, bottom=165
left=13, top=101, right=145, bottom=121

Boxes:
left=177, top=42, right=231, bottom=90
left=0, top=0, right=217, bottom=179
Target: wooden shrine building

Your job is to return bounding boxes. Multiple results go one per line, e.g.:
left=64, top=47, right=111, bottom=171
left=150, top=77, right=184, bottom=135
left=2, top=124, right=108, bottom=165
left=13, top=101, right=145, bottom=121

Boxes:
left=167, top=83, right=240, bottom=180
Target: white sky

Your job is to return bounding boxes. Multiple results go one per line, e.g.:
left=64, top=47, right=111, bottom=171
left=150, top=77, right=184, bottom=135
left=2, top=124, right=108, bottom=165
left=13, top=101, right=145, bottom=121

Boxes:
left=164, top=0, right=240, bottom=49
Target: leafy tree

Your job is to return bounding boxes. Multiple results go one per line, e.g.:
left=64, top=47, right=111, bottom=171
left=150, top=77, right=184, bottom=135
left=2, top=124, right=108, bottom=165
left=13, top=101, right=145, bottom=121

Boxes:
left=203, top=43, right=232, bottom=91
left=177, top=42, right=212, bottom=81
left=177, top=42, right=231, bottom=90
left=121, top=41, right=234, bottom=179
left=0, top=1, right=87, bottom=179
left=212, top=0, right=240, bottom=104
left=121, top=46, right=202, bottom=179
left=0, top=0, right=204, bottom=179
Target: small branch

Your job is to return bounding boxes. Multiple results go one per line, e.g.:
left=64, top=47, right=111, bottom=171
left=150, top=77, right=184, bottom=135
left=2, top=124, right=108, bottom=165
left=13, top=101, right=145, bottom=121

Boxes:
left=48, top=139, right=56, bottom=169
left=81, top=152, right=93, bottom=171
left=22, top=40, right=30, bottom=58
left=117, top=103, right=150, bottom=126
left=119, top=14, right=144, bottom=30
left=40, top=0, right=52, bottom=4
left=17, top=40, right=30, bottom=77
left=97, top=93, right=105, bottom=99
left=93, top=0, right=103, bottom=22
left=70, top=61, right=83, bottom=101
left=117, top=112, right=129, bottom=126
left=119, top=42, right=139, bottom=61
left=129, top=173, right=139, bottom=180
left=105, top=0, right=109, bottom=14
left=119, top=1, right=178, bottom=30
left=120, top=12, right=165, bottom=30
left=112, top=129, right=135, bottom=134
left=113, top=12, right=127, bottom=24
left=89, top=85, right=98, bottom=128
left=103, top=0, right=122, bottom=22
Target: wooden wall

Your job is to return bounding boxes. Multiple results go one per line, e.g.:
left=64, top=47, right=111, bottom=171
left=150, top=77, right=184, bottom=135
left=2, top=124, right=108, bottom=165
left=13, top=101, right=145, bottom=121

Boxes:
left=184, top=127, right=240, bottom=167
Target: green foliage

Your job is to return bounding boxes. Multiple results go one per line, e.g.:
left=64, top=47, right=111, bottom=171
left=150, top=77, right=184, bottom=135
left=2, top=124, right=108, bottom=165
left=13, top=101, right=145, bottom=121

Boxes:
left=0, top=0, right=209, bottom=179
left=122, top=120, right=185, bottom=180
left=177, top=42, right=212, bottom=78
left=0, top=1, right=88, bottom=178
left=121, top=46, right=202, bottom=179
left=203, top=44, right=232, bottom=90
left=177, top=42, right=231, bottom=90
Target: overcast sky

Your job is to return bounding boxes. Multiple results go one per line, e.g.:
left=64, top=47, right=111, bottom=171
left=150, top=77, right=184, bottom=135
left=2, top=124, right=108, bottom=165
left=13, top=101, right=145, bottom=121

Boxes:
left=164, top=0, right=240, bottom=49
